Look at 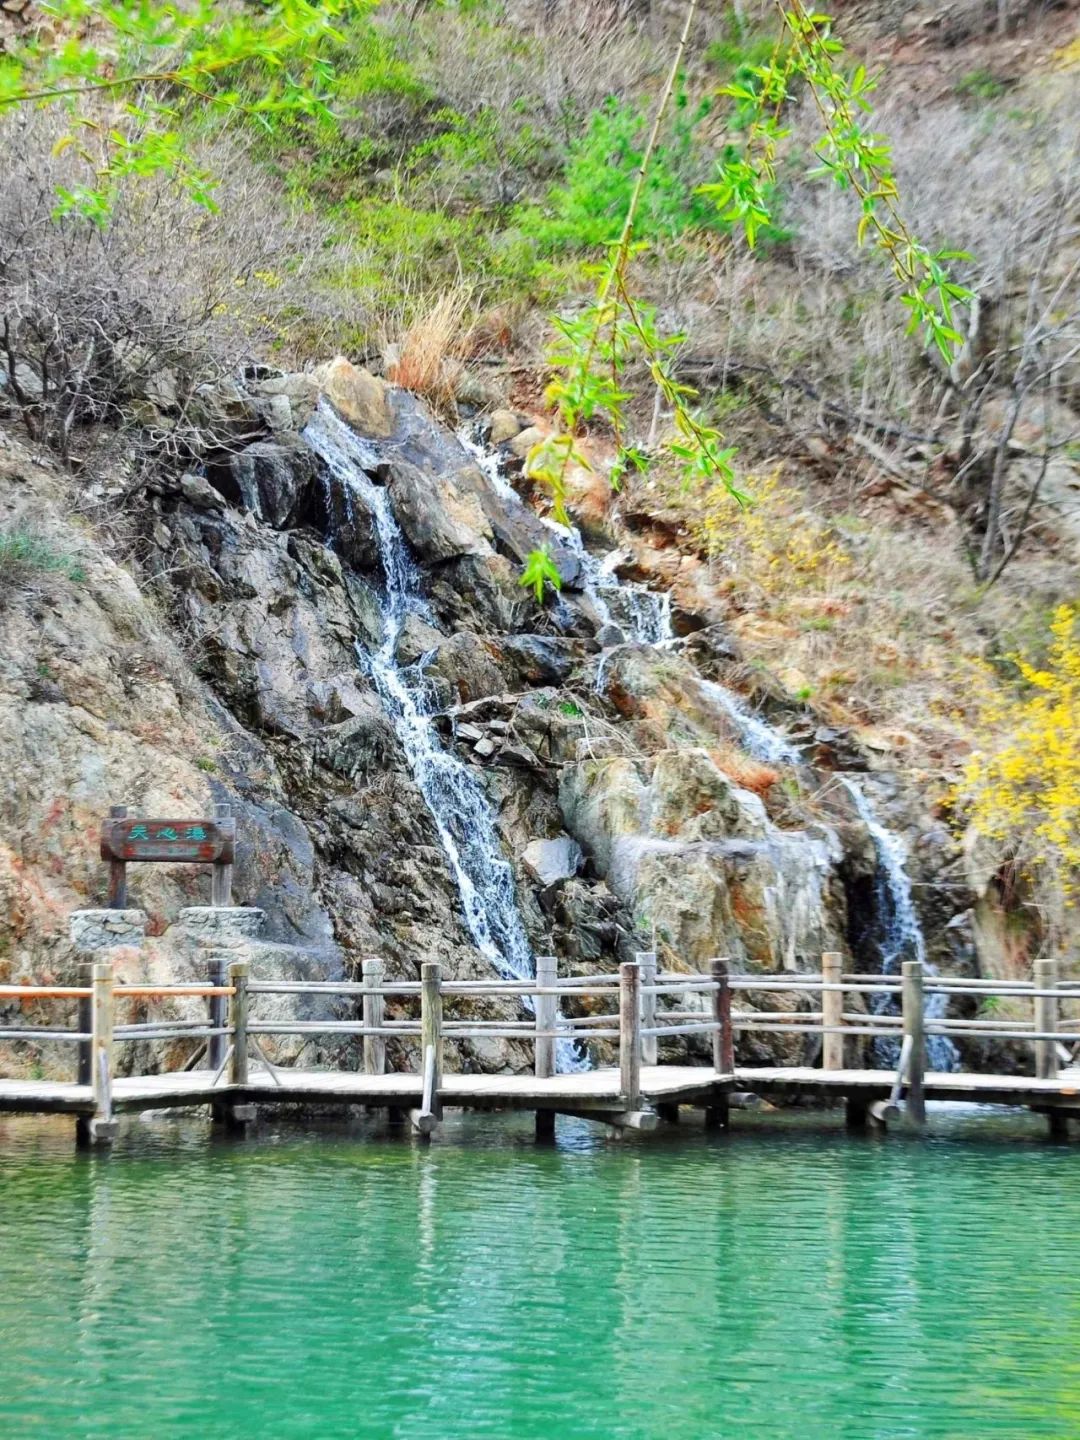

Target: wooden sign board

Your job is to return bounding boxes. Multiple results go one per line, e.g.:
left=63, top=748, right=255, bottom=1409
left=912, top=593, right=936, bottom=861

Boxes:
left=99, top=807, right=236, bottom=909
left=100, top=818, right=235, bottom=866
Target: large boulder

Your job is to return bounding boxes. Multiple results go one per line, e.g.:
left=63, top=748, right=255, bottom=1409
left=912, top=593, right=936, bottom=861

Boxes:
left=386, top=458, right=493, bottom=562
left=521, top=835, right=583, bottom=887
left=560, top=749, right=847, bottom=971
left=229, top=436, right=316, bottom=527
left=313, top=357, right=393, bottom=438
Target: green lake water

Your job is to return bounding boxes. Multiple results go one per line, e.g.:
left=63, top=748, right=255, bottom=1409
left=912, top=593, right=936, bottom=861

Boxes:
left=1, top=1107, right=1078, bottom=1439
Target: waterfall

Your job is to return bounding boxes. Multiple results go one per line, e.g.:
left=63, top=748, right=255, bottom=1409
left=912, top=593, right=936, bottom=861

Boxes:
left=327, top=412, right=954, bottom=1077
left=698, top=679, right=803, bottom=767
left=458, top=427, right=672, bottom=658
left=307, top=402, right=584, bottom=1071
left=702, top=671, right=957, bottom=1071
left=841, top=780, right=959, bottom=1072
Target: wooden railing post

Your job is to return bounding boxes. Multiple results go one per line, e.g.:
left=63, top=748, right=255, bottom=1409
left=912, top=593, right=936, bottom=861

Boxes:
left=638, top=951, right=658, bottom=1067
left=619, top=961, right=642, bottom=1112
left=534, top=955, right=557, bottom=1080
left=711, top=958, right=734, bottom=1075
left=413, top=960, right=443, bottom=1133
left=902, top=959, right=926, bottom=1125
left=207, top=955, right=228, bottom=1074
left=229, top=960, right=249, bottom=1086
left=822, top=951, right=844, bottom=1071
left=1035, top=957, right=1059, bottom=1081
left=363, top=958, right=386, bottom=1077
left=88, top=962, right=117, bottom=1146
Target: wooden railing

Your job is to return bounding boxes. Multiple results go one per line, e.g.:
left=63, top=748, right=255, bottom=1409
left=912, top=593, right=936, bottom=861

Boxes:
left=3, top=955, right=1079, bottom=1138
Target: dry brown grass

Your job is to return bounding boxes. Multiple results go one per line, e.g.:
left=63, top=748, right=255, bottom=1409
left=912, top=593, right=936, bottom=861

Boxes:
left=385, top=288, right=475, bottom=412
left=649, top=459, right=1069, bottom=781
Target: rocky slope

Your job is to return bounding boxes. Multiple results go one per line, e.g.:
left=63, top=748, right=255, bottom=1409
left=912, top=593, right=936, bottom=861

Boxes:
left=0, top=359, right=982, bottom=1076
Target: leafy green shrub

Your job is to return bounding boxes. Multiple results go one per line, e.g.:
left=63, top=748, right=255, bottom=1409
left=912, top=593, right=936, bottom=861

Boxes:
left=335, top=197, right=550, bottom=329
left=518, top=87, right=722, bottom=254
left=955, top=68, right=1009, bottom=102
left=0, top=528, right=85, bottom=602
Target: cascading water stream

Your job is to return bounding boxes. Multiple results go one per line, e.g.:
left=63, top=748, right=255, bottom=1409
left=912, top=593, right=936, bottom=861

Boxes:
left=840, top=780, right=959, bottom=1072
left=696, top=674, right=958, bottom=1071
left=458, top=427, right=672, bottom=669
left=306, top=402, right=586, bottom=1069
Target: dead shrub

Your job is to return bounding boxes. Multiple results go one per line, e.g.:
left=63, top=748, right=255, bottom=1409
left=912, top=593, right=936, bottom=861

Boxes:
left=385, top=287, right=476, bottom=411
left=0, top=111, right=350, bottom=477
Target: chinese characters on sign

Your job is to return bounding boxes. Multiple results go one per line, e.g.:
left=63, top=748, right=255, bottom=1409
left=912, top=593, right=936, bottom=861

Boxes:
left=99, top=810, right=236, bottom=908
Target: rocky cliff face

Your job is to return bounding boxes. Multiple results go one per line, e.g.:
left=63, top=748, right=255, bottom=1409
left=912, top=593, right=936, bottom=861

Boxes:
left=0, top=360, right=979, bottom=1076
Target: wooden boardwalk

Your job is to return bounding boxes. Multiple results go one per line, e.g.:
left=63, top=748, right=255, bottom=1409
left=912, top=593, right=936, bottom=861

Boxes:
left=3, top=952, right=1080, bottom=1145
left=3, top=1066, right=1078, bottom=1122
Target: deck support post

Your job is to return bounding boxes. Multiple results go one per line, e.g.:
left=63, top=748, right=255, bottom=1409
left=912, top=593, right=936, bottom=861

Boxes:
left=1034, top=957, right=1059, bottom=1081
left=411, top=961, right=442, bottom=1137
left=208, top=955, right=229, bottom=1126
left=364, top=958, right=403, bottom=1128
left=534, top=955, right=557, bottom=1141
left=902, top=959, right=926, bottom=1127
left=87, top=962, right=117, bottom=1147
left=845, top=1098, right=868, bottom=1130
left=74, top=960, right=94, bottom=1146
left=619, top=961, right=642, bottom=1114
left=705, top=958, right=732, bottom=1130
left=1046, top=1109, right=1071, bottom=1140
left=226, top=959, right=256, bottom=1129
left=822, top=951, right=844, bottom=1071
left=638, top=952, right=658, bottom=1067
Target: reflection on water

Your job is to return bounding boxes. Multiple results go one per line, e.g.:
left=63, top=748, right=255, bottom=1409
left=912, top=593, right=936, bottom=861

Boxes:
left=0, top=1108, right=1076, bottom=1439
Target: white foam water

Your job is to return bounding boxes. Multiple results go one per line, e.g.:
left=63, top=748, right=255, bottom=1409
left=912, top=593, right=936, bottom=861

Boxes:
left=308, top=403, right=584, bottom=1070
left=840, top=779, right=959, bottom=1072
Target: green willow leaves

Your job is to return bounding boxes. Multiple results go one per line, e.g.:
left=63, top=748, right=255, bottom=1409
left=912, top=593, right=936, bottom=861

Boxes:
left=521, top=0, right=972, bottom=600
left=0, top=0, right=366, bottom=218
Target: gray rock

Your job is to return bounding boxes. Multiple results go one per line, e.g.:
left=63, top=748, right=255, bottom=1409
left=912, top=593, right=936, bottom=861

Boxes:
left=178, top=906, right=266, bottom=942
left=252, top=371, right=320, bottom=429
left=70, top=909, right=148, bottom=952
left=230, top=436, right=315, bottom=527
left=509, top=425, right=545, bottom=460
left=386, top=459, right=493, bottom=562
left=454, top=368, right=505, bottom=409
left=257, top=393, right=296, bottom=432
left=0, top=360, right=44, bottom=403
left=180, top=472, right=225, bottom=511
left=521, top=836, right=583, bottom=887
left=488, top=409, right=524, bottom=445
left=597, top=622, right=627, bottom=648
left=502, top=635, right=575, bottom=685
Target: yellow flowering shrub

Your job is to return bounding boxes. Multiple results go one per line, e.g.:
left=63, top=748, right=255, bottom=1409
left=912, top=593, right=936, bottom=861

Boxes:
left=958, top=605, right=1080, bottom=912
left=694, top=465, right=851, bottom=588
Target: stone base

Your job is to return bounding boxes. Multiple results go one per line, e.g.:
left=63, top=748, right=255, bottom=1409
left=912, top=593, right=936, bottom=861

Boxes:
left=76, top=1116, right=119, bottom=1148
left=179, top=907, right=265, bottom=942
left=70, top=909, right=147, bottom=952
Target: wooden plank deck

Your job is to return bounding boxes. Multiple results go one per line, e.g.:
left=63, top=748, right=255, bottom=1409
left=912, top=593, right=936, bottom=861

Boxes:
left=736, top=1067, right=1080, bottom=1109
left=5, top=1064, right=1080, bottom=1123
left=0, top=1065, right=728, bottom=1118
